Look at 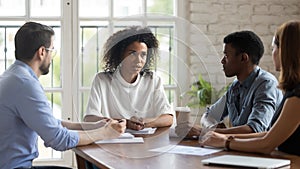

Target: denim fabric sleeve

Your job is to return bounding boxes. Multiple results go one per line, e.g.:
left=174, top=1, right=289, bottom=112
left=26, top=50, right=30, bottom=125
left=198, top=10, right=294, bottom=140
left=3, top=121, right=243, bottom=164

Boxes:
left=246, top=78, right=283, bottom=132
left=206, top=93, right=227, bottom=122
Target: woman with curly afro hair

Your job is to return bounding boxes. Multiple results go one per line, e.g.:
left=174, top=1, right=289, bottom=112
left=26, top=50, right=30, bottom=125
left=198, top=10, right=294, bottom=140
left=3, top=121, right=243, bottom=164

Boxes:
left=84, top=26, right=174, bottom=131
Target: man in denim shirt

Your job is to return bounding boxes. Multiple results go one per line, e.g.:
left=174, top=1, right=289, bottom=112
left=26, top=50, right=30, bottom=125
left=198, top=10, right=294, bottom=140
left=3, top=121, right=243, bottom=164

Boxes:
left=176, top=31, right=283, bottom=138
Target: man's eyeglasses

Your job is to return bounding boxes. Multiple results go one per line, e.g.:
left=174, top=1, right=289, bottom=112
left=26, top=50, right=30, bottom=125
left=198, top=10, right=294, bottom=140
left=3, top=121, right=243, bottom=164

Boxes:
left=45, top=47, right=57, bottom=58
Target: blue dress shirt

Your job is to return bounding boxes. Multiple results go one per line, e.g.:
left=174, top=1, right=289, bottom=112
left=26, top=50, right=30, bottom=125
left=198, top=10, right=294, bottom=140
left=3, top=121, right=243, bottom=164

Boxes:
left=0, top=60, right=79, bottom=169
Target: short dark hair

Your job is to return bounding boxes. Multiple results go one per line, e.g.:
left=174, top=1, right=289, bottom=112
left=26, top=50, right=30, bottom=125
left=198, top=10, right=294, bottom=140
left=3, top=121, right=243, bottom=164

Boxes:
left=14, top=22, right=55, bottom=62
left=102, top=26, right=159, bottom=73
left=223, top=30, right=264, bottom=65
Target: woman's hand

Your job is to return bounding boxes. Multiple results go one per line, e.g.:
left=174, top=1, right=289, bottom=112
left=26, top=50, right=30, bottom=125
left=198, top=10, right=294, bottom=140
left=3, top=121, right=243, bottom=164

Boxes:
left=126, top=116, right=145, bottom=130
left=199, top=131, right=227, bottom=148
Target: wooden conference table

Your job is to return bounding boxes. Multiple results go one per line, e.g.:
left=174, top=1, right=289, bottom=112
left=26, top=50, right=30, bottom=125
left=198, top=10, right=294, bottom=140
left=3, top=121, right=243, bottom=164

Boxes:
left=73, top=127, right=300, bottom=169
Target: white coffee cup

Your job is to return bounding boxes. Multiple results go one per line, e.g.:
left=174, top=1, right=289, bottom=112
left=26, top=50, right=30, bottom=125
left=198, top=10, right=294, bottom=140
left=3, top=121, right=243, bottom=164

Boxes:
left=175, top=106, right=191, bottom=125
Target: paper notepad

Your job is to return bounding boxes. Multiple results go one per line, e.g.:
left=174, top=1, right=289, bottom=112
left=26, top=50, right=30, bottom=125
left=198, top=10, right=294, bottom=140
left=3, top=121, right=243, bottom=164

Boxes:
left=125, top=128, right=157, bottom=134
left=95, top=133, right=144, bottom=144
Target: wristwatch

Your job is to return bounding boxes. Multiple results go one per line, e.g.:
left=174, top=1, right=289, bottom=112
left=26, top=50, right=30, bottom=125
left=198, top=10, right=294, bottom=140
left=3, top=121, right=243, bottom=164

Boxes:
left=224, top=136, right=234, bottom=151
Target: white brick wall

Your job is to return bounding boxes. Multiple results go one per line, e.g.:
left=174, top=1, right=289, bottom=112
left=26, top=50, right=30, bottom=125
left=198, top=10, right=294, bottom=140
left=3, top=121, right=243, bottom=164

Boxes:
left=187, top=0, right=300, bottom=88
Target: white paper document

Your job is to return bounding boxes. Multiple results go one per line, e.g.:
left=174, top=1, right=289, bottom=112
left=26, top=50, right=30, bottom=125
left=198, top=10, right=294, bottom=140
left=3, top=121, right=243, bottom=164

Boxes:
left=126, top=127, right=157, bottom=134
left=95, top=133, right=144, bottom=144
left=149, top=145, right=222, bottom=156
left=95, top=137, right=144, bottom=144
left=118, top=132, right=135, bottom=139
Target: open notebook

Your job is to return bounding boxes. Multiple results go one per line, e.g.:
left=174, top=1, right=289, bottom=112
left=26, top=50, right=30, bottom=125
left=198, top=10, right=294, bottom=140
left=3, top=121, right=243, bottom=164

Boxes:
left=201, top=155, right=290, bottom=169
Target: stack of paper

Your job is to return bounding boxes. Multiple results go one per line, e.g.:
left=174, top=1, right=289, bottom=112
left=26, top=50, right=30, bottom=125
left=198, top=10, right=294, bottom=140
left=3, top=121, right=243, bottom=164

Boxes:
left=125, top=127, right=157, bottom=134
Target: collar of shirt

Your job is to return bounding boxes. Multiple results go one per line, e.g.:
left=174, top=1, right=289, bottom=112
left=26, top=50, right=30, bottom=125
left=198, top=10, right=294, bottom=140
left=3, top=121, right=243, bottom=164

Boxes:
left=14, top=60, right=39, bottom=81
left=115, top=68, right=141, bottom=88
left=239, top=66, right=260, bottom=90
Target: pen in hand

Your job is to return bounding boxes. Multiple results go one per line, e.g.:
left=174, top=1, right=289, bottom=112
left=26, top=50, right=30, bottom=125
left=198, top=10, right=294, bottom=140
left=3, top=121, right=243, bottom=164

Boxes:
left=117, top=119, right=125, bottom=123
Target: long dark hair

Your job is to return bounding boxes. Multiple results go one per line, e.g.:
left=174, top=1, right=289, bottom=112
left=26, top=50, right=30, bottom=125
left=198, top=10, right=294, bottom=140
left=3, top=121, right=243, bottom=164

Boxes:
left=277, top=20, right=300, bottom=91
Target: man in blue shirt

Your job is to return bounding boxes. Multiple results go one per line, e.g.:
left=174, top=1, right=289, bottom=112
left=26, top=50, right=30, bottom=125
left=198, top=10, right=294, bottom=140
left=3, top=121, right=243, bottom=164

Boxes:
left=0, top=22, right=126, bottom=169
left=176, top=31, right=283, bottom=138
